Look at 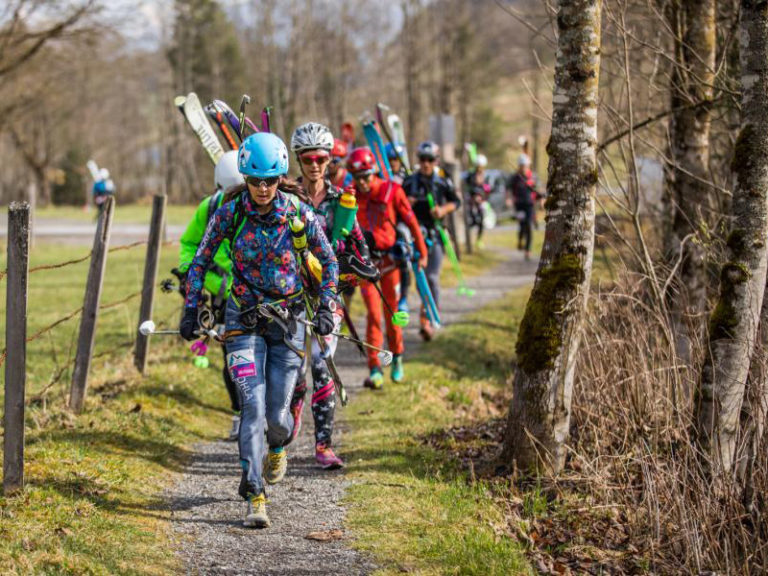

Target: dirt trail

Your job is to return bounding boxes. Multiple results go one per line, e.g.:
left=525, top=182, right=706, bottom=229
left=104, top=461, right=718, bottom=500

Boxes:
left=166, top=247, right=536, bottom=575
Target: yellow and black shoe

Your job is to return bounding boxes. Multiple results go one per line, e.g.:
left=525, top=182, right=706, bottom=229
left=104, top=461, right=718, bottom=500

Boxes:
left=264, top=448, right=287, bottom=484
left=244, top=493, right=269, bottom=528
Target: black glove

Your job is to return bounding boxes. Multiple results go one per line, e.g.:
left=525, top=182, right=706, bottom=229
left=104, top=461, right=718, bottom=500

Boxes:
left=180, top=307, right=200, bottom=341
left=314, top=303, right=335, bottom=336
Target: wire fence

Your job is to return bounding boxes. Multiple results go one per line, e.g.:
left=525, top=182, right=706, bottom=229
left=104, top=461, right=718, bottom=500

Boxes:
left=0, top=206, right=178, bottom=398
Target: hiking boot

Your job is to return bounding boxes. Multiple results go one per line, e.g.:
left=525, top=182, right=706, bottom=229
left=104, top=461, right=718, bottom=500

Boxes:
left=363, top=366, right=384, bottom=390
left=391, top=354, right=404, bottom=383
left=315, top=442, right=344, bottom=470
left=264, top=448, right=287, bottom=485
left=244, top=493, right=269, bottom=528
left=289, top=381, right=307, bottom=442
left=419, top=323, right=434, bottom=342
left=227, top=414, right=241, bottom=441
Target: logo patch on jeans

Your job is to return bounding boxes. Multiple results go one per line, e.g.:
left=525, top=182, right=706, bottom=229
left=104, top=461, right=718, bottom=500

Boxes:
left=228, top=350, right=257, bottom=379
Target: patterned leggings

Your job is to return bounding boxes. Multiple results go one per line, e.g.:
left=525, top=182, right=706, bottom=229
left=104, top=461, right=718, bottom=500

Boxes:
left=294, top=309, right=343, bottom=446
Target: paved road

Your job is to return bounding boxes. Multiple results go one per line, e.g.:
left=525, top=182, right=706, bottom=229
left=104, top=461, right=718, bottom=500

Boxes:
left=0, top=218, right=186, bottom=244
left=166, top=247, right=536, bottom=575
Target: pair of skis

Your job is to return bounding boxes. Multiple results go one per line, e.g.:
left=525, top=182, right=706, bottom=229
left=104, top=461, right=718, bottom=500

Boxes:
left=175, top=92, right=273, bottom=165
left=362, top=103, right=474, bottom=298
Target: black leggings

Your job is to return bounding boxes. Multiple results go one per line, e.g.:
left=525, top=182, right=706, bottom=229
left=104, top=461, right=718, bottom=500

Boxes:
left=517, top=206, right=533, bottom=252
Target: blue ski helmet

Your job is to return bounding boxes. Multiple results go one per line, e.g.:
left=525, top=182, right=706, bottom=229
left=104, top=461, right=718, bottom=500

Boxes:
left=385, top=142, right=405, bottom=161
left=238, top=133, right=289, bottom=178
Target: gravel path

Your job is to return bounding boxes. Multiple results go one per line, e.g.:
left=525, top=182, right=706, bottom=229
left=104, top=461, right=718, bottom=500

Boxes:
left=166, top=245, right=536, bottom=575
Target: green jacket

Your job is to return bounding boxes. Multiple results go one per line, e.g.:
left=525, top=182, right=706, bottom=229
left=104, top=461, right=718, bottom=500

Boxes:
left=178, top=192, right=233, bottom=300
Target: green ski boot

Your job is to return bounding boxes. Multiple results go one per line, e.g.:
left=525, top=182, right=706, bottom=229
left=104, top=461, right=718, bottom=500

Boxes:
left=391, top=354, right=404, bottom=383
left=363, top=366, right=384, bottom=390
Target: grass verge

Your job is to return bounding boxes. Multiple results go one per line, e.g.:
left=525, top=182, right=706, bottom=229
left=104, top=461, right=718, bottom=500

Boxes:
left=0, top=240, right=233, bottom=574
left=343, top=288, right=534, bottom=576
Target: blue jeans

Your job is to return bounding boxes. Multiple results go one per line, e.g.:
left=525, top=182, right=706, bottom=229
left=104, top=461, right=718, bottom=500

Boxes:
left=225, top=299, right=305, bottom=499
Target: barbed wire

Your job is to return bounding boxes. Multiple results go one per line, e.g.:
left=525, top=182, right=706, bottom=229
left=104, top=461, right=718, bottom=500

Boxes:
left=0, top=238, right=178, bottom=281
left=0, top=289, right=144, bottom=369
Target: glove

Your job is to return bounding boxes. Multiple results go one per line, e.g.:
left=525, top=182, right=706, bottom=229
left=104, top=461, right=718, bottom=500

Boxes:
left=180, top=307, right=200, bottom=341
left=314, top=303, right=336, bottom=336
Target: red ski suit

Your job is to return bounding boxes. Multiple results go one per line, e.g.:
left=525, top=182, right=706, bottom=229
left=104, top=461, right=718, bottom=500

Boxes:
left=354, top=176, right=428, bottom=368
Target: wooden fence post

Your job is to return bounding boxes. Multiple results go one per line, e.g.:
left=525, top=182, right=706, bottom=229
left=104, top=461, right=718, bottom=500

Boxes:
left=69, top=197, right=115, bottom=413
left=4, top=202, right=30, bottom=495
left=134, top=195, right=167, bottom=373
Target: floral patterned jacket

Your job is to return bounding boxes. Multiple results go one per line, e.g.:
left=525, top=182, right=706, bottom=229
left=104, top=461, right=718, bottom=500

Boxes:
left=184, top=189, right=338, bottom=311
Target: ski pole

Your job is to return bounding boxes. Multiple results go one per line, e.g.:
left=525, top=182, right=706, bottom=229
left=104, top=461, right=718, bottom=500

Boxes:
left=341, top=305, right=365, bottom=357
left=297, top=318, right=394, bottom=366
left=371, top=280, right=410, bottom=327
left=139, top=320, right=220, bottom=340
left=426, top=192, right=475, bottom=297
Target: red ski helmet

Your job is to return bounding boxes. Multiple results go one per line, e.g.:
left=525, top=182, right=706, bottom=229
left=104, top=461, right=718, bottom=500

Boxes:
left=347, top=147, right=377, bottom=176
left=332, top=139, right=348, bottom=159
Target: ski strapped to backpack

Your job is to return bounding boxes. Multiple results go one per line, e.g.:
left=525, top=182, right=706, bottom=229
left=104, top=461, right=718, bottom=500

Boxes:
left=288, top=215, right=348, bottom=406
left=362, top=119, right=392, bottom=180
left=205, top=103, right=239, bottom=150
left=376, top=103, right=411, bottom=174
left=425, top=188, right=475, bottom=297
left=175, top=92, right=225, bottom=165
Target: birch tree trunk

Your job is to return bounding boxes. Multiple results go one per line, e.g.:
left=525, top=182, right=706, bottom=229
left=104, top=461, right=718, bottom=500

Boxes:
left=501, top=0, right=602, bottom=474
left=666, top=0, right=716, bottom=364
left=696, top=0, right=768, bottom=476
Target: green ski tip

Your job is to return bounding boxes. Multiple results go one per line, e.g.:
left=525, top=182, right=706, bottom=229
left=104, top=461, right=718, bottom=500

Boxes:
left=391, top=311, right=410, bottom=327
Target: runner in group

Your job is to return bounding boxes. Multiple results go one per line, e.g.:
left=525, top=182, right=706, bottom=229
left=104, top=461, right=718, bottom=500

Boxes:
left=385, top=142, right=408, bottom=184
left=328, top=138, right=353, bottom=188
left=287, top=122, right=376, bottom=469
left=403, top=141, right=461, bottom=341
left=180, top=132, right=338, bottom=529
left=463, top=154, right=491, bottom=250
left=347, top=146, right=428, bottom=388
left=177, top=150, right=244, bottom=441
left=507, top=153, right=541, bottom=261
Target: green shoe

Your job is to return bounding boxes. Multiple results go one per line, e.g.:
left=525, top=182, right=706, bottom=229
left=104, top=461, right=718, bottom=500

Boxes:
left=391, top=355, right=404, bottom=383
left=264, top=448, right=287, bottom=485
left=363, top=366, right=384, bottom=390
left=244, top=493, right=270, bottom=528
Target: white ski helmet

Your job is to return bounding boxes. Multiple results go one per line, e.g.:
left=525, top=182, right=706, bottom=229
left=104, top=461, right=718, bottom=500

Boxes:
left=476, top=154, right=488, bottom=168
left=290, top=122, right=334, bottom=154
left=100, top=168, right=110, bottom=180
left=517, top=153, right=531, bottom=167
left=215, top=150, right=244, bottom=191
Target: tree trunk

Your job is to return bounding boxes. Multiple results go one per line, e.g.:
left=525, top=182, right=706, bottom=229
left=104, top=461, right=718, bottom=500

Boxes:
left=666, top=0, right=717, bottom=365
left=402, top=0, right=421, bottom=157
left=696, top=0, right=768, bottom=476
left=501, top=0, right=602, bottom=474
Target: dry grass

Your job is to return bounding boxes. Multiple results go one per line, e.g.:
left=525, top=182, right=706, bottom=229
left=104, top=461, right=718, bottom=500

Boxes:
left=568, top=275, right=768, bottom=574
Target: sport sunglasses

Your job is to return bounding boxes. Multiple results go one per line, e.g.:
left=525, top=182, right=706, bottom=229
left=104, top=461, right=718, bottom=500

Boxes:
left=300, top=153, right=331, bottom=166
left=246, top=176, right=280, bottom=188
